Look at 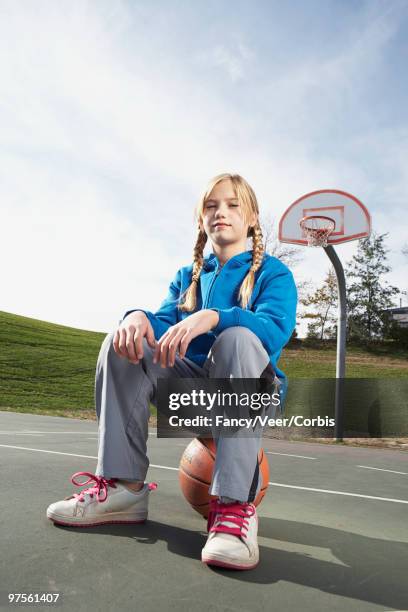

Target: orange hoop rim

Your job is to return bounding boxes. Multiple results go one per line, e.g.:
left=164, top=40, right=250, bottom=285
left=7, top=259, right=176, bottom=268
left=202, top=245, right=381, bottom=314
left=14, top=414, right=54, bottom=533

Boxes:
left=299, top=215, right=336, bottom=230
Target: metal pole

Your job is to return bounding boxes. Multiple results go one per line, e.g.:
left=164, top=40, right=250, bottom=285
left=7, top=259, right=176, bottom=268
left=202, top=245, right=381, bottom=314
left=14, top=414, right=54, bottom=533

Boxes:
left=324, top=245, right=346, bottom=441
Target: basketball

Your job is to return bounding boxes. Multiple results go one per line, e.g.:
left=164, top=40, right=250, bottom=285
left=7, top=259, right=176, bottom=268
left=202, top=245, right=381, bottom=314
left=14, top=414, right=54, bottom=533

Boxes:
left=179, top=437, right=270, bottom=518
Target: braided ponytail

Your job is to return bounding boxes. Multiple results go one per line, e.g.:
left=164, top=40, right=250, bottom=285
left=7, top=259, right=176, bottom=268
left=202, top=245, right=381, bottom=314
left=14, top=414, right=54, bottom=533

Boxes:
left=238, top=222, right=265, bottom=309
left=178, top=229, right=207, bottom=312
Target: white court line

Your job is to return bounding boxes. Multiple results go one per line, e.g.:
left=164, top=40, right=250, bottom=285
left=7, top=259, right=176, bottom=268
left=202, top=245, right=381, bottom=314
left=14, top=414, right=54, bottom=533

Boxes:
left=271, top=482, right=408, bottom=504
left=149, top=464, right=177, bottom=472
left=0, top=444, right=178, bottom=470
left=266, top=451, right=317, bottom=460
left=0, top=431, right=97, bottom=435
left=0, top=430, right=158, bottom=435
left=0, top=445, right=97, bottom=459
left=0, top=433, right=44, bottom=436
left=1, top=444, right=408, bottom=504
left=357, top=465, right=408, bottom=475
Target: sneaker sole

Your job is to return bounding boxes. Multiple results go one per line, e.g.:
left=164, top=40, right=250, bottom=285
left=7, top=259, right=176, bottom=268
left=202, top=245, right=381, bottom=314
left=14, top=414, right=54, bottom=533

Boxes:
left=47, top=510, right=147, bottom=527
left=201, top=552, right=259, bottom=570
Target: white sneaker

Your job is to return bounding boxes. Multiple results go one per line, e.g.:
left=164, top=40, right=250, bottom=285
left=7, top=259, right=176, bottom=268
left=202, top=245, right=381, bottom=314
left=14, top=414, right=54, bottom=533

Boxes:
left=46, top=471, right=157, bottom=527
left=201, top=499, right=259, bottom=570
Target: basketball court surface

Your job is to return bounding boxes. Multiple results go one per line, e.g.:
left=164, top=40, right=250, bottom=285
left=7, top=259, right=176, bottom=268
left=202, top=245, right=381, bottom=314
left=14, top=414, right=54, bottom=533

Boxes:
left=1, top=410, right=407, bottom=612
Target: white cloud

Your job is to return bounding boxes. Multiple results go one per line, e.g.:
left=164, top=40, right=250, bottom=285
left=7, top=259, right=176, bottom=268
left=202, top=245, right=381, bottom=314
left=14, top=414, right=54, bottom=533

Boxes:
left=198, top=38, right=255, bottom=82
left=0, top=0, right=406, bottom=337
left=0, top=154, right=183, bottom=332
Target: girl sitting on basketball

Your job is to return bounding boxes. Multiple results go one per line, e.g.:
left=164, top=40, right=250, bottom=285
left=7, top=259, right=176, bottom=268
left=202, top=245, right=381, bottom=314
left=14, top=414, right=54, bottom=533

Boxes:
left=46, top=172, right=297, bottom=571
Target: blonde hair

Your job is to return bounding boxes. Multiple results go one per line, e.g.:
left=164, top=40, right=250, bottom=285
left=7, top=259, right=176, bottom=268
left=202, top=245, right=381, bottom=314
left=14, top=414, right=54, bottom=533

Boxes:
left=178, top=173, right=265, bottom=312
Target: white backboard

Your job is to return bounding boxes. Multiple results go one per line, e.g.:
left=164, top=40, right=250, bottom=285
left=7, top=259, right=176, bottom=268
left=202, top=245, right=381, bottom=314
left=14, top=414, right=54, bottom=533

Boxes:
left=279, top=189, right=371, bottom=246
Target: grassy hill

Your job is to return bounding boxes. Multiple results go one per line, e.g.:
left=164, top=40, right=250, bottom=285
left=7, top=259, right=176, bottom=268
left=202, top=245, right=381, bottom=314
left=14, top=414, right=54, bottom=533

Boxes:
left=0, top=311, right=106, bottom=418
left=280, top=341, right=408, bottom=378
left=1, top=310, right=407, bottom=421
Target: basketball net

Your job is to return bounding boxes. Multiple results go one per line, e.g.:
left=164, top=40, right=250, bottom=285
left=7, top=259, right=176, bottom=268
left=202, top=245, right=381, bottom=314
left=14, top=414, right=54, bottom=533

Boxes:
left=299, top=215, right=336, bottom=247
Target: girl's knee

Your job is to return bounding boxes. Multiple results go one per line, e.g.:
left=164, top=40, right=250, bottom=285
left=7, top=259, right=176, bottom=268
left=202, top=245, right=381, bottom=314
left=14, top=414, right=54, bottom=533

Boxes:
left=98, top=331, right=114, bottom=353
left=105, top=330, right=116, bottom=344
left=99, top=330, right=125, bottom=364
left=213, top=326, right=262, bottom=350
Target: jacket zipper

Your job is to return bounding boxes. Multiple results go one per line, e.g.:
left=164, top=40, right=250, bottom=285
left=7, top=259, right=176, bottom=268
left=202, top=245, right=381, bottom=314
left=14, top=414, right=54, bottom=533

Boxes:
left=204, top=265, right=222, bottom=309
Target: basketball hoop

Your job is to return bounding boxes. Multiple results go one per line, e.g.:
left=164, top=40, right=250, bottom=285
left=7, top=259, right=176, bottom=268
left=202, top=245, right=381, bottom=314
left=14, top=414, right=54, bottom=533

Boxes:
left=280, top=190, right=372, bottom=441
left=299, top=215, right=336, bottom=247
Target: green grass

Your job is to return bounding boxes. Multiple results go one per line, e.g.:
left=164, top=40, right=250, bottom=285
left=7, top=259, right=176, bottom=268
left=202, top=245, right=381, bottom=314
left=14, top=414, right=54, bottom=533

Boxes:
left=0, top=311, right=106, bottom=418
left=280, top=342, right=408, bottom=378
left=1, top=310, right=407, bottom=421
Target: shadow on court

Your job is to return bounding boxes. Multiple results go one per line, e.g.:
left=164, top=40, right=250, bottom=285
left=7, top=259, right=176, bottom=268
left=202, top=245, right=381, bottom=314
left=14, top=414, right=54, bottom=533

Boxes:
left=45, top=518, right=408, bottom=610
left=1, top=410, right=408, bottom=612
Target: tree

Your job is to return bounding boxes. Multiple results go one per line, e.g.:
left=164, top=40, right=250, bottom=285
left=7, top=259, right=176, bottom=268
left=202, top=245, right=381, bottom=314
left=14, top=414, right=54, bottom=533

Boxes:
left=300, top=268, right=338, bottom=340
left=346, top=232, right=399, bottom=341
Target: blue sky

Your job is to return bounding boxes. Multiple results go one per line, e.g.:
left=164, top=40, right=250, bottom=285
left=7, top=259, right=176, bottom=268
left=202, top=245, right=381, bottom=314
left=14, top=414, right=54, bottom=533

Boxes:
left=1, top=0, right=407, bottom=335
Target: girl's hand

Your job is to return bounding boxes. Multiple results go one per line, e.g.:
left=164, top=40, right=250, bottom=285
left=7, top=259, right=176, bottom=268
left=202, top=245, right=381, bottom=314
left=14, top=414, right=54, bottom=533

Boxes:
left=154, top=310, right=219, bottom=367
left=113, top=311, right=156, bottom=364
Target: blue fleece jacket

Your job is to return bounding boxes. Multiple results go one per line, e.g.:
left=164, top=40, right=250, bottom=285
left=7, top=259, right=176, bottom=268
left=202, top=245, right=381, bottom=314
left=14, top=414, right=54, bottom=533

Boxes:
left=122, top=250, right=297, bottom=379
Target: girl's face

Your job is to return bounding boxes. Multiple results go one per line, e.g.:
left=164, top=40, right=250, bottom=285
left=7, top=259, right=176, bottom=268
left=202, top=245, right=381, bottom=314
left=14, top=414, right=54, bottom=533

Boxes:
left=200, top=179, right=255, bottom=248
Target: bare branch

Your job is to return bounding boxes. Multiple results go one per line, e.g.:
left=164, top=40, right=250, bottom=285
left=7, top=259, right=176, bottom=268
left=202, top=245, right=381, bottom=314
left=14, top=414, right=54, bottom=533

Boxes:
left=260, top=213, right=303, bottom=268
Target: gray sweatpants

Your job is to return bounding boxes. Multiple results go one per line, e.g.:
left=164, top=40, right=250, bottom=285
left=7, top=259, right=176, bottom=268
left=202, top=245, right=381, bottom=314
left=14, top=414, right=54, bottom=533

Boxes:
left=94, top=326, right=272, bottom=502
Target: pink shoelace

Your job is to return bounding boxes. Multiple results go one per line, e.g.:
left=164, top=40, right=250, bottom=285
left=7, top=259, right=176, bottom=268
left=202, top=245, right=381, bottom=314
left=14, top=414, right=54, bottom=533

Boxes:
left=69, top=471, right=158, bottom=503
left=207, top=499, right=255, bottom=539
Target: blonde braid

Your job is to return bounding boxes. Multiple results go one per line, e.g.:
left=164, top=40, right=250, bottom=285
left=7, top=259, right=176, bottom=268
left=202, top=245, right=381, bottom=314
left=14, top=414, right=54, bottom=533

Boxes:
left=238, top=222, right=265, bottom=309
left=178, top=229, right=207, bottom=312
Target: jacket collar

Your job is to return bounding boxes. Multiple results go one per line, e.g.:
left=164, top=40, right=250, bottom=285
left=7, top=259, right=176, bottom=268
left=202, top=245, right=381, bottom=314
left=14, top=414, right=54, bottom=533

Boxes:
left=203, top=250, right=253, bottom=272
